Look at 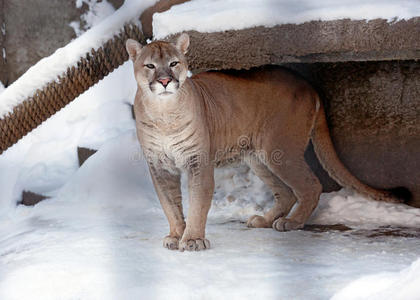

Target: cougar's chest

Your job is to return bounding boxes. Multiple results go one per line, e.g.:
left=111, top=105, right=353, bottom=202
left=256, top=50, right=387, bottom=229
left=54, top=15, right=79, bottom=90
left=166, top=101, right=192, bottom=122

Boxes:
left=140, top=118, right=200, bottom=169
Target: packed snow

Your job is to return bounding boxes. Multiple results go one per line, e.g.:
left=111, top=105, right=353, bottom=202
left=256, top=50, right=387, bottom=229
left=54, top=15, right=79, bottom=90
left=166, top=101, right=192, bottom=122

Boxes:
left=1, top=1, right=420, bottom=299
left=310, top=191, right=420, bottom=228
left=153, top=0, right=420, bottom=39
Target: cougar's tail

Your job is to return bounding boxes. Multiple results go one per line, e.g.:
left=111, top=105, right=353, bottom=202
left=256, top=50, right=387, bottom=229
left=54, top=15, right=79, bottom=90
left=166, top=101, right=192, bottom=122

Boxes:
left=311, top=96, right=401, bottom=203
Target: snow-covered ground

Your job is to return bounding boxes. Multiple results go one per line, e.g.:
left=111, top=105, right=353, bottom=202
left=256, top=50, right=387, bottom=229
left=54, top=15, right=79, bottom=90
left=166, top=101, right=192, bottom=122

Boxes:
left=1, top=130, right=420, bottom=300
left=1, top=1, right=420, bottom=299
left=1, top=121, right=420, bottom=299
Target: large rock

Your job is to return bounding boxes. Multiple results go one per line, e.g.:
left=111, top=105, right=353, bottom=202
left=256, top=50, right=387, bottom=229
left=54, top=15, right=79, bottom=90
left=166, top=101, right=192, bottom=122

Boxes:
left=2, top=0, right=82, bottom=85
left=140, top=0, right=191, bottom=39
left=173, top=18, right=420, bottom=72
left=295, top=61, right=420, bottom=207
left=0, top=0, right=6, bottom=86
left=0, top=0, right=124, bottom=86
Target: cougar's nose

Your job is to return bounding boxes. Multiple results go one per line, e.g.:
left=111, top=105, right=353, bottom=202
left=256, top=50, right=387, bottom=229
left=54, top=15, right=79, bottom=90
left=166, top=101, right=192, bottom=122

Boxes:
left=157, top=77, right=172, bottom=88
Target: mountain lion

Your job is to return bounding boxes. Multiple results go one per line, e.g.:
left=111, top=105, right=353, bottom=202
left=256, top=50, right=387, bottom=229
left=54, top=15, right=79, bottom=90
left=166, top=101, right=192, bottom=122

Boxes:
left=126, top=34, right=400, bottom=252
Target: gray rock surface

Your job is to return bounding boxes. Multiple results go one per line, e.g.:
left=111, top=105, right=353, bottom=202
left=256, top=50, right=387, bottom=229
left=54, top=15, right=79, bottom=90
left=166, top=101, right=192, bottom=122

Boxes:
left=0, top=0, right=123, bottom=86
left=1, top=0, right=82, bottom=85
left=167, top=18, right=420, bottom=72
left=0, top=0, right=6, bottom=86
left=291, top=61, right=420, bottom=207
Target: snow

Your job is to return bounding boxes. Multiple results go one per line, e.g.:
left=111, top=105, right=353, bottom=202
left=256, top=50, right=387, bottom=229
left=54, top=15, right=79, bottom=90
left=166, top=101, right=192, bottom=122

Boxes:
left=1, top=1, right=420, bottom=299
left=0, top=0, right=157, bottom=119
left=0, top=61, right=137, bottom=211
left=1, top=128, right=420, bottom=299
left=310, top=190, right=420, bottom=228
left=332, top=259, right=420, bottom=300
left=153, top=0, right=420, bottom=39
left=70, top=0, right=116, bottom=37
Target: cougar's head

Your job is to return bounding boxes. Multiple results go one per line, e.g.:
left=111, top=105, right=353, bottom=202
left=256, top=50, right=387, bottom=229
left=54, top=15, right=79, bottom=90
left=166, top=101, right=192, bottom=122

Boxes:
left=126, top=33, right=189, bottom=99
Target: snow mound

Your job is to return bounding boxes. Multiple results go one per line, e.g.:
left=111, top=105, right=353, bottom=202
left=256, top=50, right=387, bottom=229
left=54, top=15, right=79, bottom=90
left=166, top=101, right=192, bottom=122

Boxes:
left=332, top=258, right=420, bottom=300
left=310, top=190, right=420, bottom=228
left=0, top=61, right=137, bottom=215
left=153, top=0, right=420, bottom=39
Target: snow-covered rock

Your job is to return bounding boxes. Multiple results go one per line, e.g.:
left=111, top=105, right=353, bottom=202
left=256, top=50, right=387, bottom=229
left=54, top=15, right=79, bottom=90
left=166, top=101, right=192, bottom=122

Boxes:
left=153, top=0, right=420, bottom=39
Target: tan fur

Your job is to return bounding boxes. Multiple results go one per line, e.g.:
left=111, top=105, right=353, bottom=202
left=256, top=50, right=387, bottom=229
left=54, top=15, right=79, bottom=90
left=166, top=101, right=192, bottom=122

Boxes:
left=126, top=34, right=399, bottom=251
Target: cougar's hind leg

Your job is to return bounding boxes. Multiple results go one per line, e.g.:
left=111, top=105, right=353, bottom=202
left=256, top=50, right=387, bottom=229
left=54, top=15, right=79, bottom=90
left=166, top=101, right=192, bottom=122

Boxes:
left=256, top=87, right=321, bottom=231
left=244, top=153, right=297, bottom=228
left=264, top=153, right=322, bottom=231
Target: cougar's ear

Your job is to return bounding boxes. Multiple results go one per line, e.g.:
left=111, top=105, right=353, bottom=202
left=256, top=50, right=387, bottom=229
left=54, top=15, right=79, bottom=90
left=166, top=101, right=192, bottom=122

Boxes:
left=176, top=33, right=189, bottom=54
left=126, top=39, right=143, bottom=61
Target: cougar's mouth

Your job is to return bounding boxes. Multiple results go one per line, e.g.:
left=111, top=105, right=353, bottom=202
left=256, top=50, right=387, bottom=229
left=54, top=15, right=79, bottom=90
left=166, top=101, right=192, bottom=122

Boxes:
left=159, top=91, right=173, bottom=96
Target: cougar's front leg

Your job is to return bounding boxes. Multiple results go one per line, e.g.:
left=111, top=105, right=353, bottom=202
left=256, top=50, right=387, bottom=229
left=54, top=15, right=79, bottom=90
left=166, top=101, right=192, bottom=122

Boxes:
left=179, top=157, right=214, bottom=251
left=149, top=165, right=185, bottom=250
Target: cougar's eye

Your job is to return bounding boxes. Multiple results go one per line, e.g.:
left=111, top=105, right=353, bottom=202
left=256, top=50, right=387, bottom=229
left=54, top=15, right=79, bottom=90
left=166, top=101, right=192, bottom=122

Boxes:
left=169, top=61, right=179, bottom=67
left=145, top=64, right=155, bottom=69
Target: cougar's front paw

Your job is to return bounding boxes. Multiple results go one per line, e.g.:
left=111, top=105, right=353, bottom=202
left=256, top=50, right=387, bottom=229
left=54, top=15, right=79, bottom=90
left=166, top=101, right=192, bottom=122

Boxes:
left=247, top=215, right=271, bottom=228
left=272, top=218, right=304, bottom=232
left=163, top=236, right=180, bottom=250
left=179, top=238, right=210, bottom=252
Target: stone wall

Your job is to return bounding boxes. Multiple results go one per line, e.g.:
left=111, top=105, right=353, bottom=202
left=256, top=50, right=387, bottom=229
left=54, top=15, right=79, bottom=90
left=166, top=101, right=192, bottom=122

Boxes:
left=173, top=18, right=420, bottom=72
left=0, top=0, right=6, bottom=86
left=0, top=0, right=123, bottom=86
left=294, top=61, right=420, bottom=207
